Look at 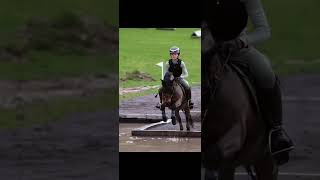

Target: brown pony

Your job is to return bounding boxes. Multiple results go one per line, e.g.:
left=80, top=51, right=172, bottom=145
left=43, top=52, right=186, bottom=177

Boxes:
left=201, top=40, right=278, bottom=179
left=159, top=72, right=194, bottom=131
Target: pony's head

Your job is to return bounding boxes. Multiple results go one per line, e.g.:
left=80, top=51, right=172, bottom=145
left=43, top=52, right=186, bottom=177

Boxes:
left=161, top=72, right=175, bottom=105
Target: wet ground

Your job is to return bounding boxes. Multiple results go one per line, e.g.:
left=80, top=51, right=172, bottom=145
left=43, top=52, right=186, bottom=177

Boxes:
left=119, top=86, right=201, bottom=152
left=121, top=74, right=320, bottom=179
left=119, top=123, right=201, bottom=152
left=0, top=110, right=118, bottom=180
left=0, top=74, right=319, bottom=179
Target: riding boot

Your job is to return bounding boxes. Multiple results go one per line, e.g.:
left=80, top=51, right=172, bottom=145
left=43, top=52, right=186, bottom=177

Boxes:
left=186, top=88, right=194, bottom=109
left=260, top=78, right=294, bottom=156
left=178, top=78, right=194, bottom=109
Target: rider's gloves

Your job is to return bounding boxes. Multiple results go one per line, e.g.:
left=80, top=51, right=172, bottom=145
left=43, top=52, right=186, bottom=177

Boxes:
left=216, top=38, right=245, bottom=54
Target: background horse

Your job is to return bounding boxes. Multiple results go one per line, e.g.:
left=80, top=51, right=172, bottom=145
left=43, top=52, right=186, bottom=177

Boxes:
left=159, top=72, right=194, bottom=131
left=201, top=40, right=278, bottom=179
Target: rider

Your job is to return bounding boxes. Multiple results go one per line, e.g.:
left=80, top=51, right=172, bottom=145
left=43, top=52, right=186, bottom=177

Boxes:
left=156, top=46, right=194, bottom=109
left=203, top=0, right=294, bottom=159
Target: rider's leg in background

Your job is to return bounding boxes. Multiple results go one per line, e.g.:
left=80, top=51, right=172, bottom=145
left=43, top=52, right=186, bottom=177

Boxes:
left=232, top=46, right=294, bottom=156
left=156, top=87, right=163, bottom=109
left=179, top=78, right=194, bottom=108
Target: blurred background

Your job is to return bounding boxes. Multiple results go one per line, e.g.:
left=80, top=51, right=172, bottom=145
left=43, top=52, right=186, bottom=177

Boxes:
left=257, top=0, right=320, bottom=75
left=204, top=0, right=320, bottom=179
left=119, top=28, right=201, bottom=152
left=0, top=0, right=118, bottom=179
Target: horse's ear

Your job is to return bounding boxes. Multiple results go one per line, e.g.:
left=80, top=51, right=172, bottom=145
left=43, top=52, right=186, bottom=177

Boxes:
left=170, top=75, right=174, bottom=81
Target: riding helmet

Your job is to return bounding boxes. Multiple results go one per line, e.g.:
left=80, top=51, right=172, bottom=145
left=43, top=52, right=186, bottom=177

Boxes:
left=169, top=46, right=180, bottom=55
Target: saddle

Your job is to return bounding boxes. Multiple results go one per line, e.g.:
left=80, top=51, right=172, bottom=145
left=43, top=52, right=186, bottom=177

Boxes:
left=228, top=61, right=260, bottom=116
left=174, top=79, right=187, bottom=97
left=229, top=60, right=285, bottom=158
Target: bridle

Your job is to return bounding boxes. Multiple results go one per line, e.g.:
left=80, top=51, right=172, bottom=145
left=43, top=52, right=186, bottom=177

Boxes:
left=202, top=47, right=232, bottom=123
left=162, top=82, right=175, bottom=104
left=210, top=49, right=232, bottom=97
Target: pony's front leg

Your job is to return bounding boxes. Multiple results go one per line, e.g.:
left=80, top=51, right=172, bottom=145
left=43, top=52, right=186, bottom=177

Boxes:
left=171, top=109, right=176, bottom=125
left=161, top=108, right=167, bottom=122
left=204, top=168, right=218, bottom=180
left=175, top=110, right=183, bottom=131
left=184, top=108, right=193, bottom=131
left=218, top=167, right=235, bottom=180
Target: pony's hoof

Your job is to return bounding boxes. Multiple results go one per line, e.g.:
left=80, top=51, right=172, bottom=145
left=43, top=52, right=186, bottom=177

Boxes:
left=180, top=127, right=183, bottom=131
left=162, top=117, right=167, bottom=122
left=171, top=117, right=176, bottom=125
left=190, top=123, right=194, bottom=128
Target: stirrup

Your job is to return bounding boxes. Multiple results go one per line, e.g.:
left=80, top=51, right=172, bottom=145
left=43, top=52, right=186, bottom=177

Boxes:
left=155, top=102, right=161, bottom=109
left=268, top=127, right=294, bottom=155
left=188, top=100, right=194, bottom=109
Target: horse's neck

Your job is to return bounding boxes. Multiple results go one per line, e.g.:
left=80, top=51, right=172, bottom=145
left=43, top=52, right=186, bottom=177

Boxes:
left=218, top=66, right=268, bottom=154
left=172, top=82, right=184, bottom=102
left=206, top=53, right=225, bottom=81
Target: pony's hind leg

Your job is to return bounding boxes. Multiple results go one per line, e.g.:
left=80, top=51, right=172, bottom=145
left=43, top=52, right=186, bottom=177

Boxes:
left=161, top=108, right=167, bottom=122
left=171, top=109, right=176, bottom=125
left=254, top=153, right=278, bottom=180
left=218, top=167, right=235, bottom=180
left=175, top=110, right=183, bottom=130
left=204, top=168, right=218, bottom=180
left=184, top=107, right=193, bottom=130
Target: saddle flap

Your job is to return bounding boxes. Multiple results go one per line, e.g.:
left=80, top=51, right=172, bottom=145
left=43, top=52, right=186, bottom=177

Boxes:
left=229, top=63, right=260, bottom=116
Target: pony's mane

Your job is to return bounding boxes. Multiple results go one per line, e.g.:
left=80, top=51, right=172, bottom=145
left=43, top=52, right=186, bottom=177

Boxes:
left=163, top=72, right=174, bottom=87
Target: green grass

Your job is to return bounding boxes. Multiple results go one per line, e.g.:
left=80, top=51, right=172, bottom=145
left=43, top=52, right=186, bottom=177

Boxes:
left=0, top=0, right=117, bottom=38
left=0, top=0, right=118, bottom=80
left=255, top=0, right=320, bottom=75
left=0, top=1, right=118, bottom=128
left=120, top=88, right=159, bottom=101
left=119, top=28, right=201, bottom=88
left=0, top=51, right=116, bottom=80
left=0, top=90, right=117, bottom=129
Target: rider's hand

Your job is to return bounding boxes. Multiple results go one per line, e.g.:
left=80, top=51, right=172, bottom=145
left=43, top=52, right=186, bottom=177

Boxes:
left=216, top=38, right=245, bottom=54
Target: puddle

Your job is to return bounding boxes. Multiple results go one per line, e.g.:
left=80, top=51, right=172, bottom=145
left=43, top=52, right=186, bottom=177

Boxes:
left=119, top=123, right=201, bottom=152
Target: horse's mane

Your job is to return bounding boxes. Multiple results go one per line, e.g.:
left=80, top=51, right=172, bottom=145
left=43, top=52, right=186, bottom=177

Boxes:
left=163, top=72, right=174, bottom=87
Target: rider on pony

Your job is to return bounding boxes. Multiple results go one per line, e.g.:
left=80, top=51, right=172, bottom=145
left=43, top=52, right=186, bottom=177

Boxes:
left=204, top=0, right=294, bottom=159
left=157, top=46, right=194, bottom=109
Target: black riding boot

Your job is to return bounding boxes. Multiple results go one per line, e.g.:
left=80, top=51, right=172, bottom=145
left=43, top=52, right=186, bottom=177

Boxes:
left=260, top=78, right=294, bottom=156
left=187, top=88, right=194, bottom=109
left=178, top=78, right=194, bottom=109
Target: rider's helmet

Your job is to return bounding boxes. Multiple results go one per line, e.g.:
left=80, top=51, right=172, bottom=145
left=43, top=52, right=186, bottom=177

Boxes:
left=169, top=46, right=180, bottom=55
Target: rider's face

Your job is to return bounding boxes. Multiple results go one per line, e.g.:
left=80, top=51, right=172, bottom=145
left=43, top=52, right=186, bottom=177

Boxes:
left=170, top=53, right=179, bottom=60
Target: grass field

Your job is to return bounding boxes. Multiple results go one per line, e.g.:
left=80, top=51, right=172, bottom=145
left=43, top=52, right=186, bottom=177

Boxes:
left=0, top=0, right=117, bottom=36
left=0, top=0, right=118, bottom=128
left=0, top=91, right=115, bottom=129
left=0, top=52, right=117, bottom=80
left=0, top=0, right=118, bottom=80
left=119, top=28, right=201, bottom=88
left=256, top=0, right=320, bottom=75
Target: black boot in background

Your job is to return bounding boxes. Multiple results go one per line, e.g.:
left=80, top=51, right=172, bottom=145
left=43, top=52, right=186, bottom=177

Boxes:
left=259, top=77, right=294, bottom=164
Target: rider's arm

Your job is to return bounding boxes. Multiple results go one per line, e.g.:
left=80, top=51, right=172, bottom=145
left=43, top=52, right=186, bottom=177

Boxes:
left=163, top=62, right=169, bottom=78
left=240, top=0, right=271, bottom=46
left=180, top=61, right=189, bottom=79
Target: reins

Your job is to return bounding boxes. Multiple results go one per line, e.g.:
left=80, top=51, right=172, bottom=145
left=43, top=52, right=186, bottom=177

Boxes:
left=202, top=49, right=232, bottom=124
